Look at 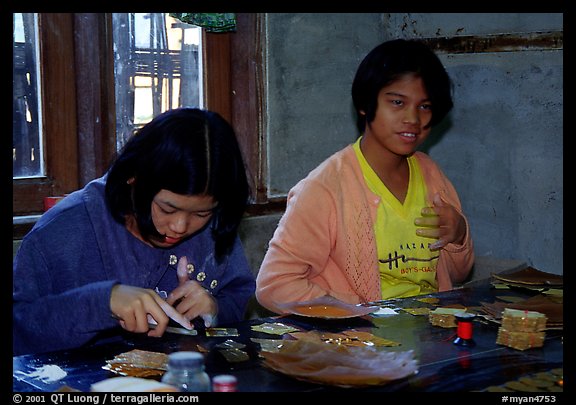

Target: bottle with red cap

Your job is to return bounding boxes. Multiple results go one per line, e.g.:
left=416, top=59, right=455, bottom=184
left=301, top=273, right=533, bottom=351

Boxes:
left=212, top=374, right=238, bottom=392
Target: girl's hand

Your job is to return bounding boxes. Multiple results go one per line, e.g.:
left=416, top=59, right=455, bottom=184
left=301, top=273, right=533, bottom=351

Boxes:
left=166, top=256, right=218, bottom=327
left=110, top=285, right=193, bottom=337
left=414, top=193, right=466, bottom=250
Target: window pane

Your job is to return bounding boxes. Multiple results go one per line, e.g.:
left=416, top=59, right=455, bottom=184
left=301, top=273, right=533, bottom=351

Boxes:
left=112, top=13, right=203, bottom=150
left=13, top=13, right=44, bottom=179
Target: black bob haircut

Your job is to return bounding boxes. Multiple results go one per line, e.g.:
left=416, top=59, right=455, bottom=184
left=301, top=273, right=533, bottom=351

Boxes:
left=105, top=108, right=249, bottom=259
left=352, top=39, right=453, bottom=133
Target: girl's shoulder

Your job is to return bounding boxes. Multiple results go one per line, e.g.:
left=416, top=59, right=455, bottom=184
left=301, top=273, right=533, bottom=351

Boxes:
left=412, top=151, right=442, bottom=171
left=306, top=144, right=357, bottom=180
left=413, top=150, right=432, bottom=162
left=291, top=145, right=365, bottom=200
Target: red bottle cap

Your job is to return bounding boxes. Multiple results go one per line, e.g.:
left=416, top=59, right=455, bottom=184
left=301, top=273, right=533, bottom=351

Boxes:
left=212, top=374, right=237, bottom=392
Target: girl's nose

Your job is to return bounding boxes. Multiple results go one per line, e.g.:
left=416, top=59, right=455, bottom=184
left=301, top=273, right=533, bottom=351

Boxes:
left=168, top=215, right=187, bottom=234
left=403, top=107, right=421, bottom=125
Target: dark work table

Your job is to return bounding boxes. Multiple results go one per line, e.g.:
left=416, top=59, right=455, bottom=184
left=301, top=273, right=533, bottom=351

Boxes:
left=13, top=280, right=563, bottom=393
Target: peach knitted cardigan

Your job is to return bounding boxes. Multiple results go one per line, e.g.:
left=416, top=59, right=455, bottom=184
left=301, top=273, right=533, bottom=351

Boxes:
left=256, top=145, right=474, bottom=314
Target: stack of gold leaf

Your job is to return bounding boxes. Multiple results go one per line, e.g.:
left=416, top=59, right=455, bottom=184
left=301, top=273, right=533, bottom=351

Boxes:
left=496, top=309, right=546, bottom=350
left=428, top=307, right=466, bottom=328
left=102, top=349, right=168, bottom=378
left=480, top=293, right=562, bottom=329
left=492, top=266, right=563, bottom=290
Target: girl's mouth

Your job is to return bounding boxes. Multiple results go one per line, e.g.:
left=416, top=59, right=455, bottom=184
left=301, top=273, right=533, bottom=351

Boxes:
left=399, top=132, right=416, bottom=138
left=164, top=236, right=182, bottom=244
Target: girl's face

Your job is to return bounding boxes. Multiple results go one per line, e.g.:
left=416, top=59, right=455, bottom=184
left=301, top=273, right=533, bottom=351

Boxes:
left=148, top=190, right=218, bottom=248
left=362, top=74, right=433, bottom=159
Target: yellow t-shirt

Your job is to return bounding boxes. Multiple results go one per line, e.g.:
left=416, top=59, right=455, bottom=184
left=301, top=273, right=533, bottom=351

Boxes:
left=353, top=138, right=438, bottom=299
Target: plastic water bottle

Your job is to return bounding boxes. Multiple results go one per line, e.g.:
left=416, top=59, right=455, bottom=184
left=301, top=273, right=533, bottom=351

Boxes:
left=161, top=351, right=211, bottom=392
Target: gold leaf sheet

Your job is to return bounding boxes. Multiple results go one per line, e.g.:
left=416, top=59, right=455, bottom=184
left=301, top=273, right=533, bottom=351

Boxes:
left=260, top=339, right=417, bottom=388
left=480, top=294, right=563, bottom=327
left=103, top=349, right=168, bottom=378
left=288, top=329, right=400, bottom=347
left=492, top=267, right=563, bottom=287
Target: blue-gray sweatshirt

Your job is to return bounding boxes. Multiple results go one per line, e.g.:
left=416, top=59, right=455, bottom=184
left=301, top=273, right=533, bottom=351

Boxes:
left=13, top=176, right=256, bottom=355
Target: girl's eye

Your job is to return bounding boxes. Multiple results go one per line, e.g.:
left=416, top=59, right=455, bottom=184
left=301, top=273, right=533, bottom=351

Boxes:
left=156, top=204, right=175, bottom=214
left=420, top=104, right=432, bottom=110
left=391, top=99, right=403, bottom=106
left=195, top=212, right=213, bottom=218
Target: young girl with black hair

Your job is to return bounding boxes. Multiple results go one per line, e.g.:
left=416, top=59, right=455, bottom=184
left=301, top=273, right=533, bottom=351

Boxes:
left=256, top=39, right=474, bottom=314
left=13, top=108, right=255, bottom=355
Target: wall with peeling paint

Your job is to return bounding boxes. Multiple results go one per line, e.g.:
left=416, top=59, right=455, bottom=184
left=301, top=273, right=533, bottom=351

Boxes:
left=261, top=12, right=563, bottom=277
left=383, top=13, right=563, bottom=274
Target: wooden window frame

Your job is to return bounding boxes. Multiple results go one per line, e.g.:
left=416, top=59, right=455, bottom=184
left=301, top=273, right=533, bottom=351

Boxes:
left=13, top=14, right=81, bottom=217
left=13, top=12, right=281, bottom=240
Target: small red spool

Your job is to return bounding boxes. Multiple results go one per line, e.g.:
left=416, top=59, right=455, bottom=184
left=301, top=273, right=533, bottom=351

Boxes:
left=453, top=312, right=476, bottom=347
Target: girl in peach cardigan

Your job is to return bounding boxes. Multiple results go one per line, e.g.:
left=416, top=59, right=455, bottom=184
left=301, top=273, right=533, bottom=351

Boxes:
left=256, top=40, right=474, bottom=314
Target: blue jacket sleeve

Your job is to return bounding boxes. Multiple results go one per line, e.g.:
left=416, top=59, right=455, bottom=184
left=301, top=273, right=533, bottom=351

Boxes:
left=209, top=236, right=256, bottom=325
left=13, top=235, right=120, bottom=356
